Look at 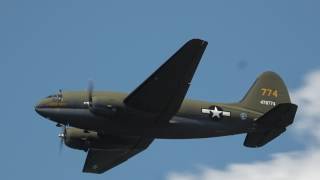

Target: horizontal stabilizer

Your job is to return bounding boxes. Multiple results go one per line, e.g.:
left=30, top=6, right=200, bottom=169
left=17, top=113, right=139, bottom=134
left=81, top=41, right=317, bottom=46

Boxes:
left=254, top=103, right=298, bottom=129
left=244, top=127, right=286, bottom=148
left=244, top=103, right=298, bottom=148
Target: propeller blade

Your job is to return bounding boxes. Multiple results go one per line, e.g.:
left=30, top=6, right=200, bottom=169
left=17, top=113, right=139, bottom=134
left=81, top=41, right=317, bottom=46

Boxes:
left=58, top=126, right=66, bottom=154
left=58, top=89, right=63, bottom=100
left=88, top=80, right=94, bottom=107
left=59, top=137, right=63, bottom=154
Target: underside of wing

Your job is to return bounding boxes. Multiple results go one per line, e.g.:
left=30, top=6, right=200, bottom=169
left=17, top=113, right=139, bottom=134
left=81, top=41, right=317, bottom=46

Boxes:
left=124, top=39, right=208, bottom=123
left=83, top=137, right=153, bottom=174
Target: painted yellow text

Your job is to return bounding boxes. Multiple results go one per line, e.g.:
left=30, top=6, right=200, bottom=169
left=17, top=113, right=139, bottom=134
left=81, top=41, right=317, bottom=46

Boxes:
left=260, top=88, right=278, bottom=98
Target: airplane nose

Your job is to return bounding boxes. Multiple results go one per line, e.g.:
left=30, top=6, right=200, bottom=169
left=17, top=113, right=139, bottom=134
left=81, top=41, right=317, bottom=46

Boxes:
left=34, top=99, right=68, bottom=125
left=35, top=103, right=44, bottom=117
left=35, top=106, right=40, bottom=113
left=34, top=99, right=49, bottom=117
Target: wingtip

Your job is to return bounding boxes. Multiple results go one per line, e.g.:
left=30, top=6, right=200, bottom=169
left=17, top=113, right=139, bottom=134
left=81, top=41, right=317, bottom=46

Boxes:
left=189, top=38, right=208, bottom=46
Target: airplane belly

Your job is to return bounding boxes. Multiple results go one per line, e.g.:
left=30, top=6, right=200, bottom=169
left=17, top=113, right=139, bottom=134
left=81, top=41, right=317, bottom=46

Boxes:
left=148, top=116, right=253, bottom=139
left=106, top=116, right=253, bottom=139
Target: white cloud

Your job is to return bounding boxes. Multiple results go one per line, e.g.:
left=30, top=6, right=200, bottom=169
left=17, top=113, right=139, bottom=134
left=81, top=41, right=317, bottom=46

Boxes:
left=168, top=149, right=320, bottom=180
left=167, top=70, right=320, bottom=180
left=291, top=70, right=320, bottom=141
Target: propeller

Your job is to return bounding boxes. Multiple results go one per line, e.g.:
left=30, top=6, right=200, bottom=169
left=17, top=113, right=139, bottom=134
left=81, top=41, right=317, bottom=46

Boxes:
left=87, top=80, right=94, bottom=109
left=58, top=125, right=66, bottom=154
left=58, top=89, right=63, bottom=101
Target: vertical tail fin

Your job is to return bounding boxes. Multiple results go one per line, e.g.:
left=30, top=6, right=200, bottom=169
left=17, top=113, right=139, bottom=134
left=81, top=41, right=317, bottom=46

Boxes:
left=239, top=71, right=291, bottom=113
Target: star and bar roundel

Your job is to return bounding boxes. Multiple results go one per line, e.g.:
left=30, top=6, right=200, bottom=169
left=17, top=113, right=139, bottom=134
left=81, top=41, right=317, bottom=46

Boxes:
left=201, top=106, right=231, bottom=120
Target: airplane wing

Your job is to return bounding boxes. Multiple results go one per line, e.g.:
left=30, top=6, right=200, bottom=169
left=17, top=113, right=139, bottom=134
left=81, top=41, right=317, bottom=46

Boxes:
left=124, top=39, right=208, bottom=124
left=83, top=138, right=153, bottom=174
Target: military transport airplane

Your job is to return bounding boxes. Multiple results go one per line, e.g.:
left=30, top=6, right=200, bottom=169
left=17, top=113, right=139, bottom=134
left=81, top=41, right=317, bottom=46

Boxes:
left=35, top=39, right=298, bottom=174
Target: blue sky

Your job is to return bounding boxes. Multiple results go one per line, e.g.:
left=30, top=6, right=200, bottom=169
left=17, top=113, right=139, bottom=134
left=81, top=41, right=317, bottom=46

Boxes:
left=0, top=1, right=319, bottom=180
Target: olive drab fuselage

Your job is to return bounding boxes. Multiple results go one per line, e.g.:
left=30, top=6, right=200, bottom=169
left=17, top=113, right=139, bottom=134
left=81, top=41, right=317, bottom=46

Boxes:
left=35, top=91, right=260, bottom=139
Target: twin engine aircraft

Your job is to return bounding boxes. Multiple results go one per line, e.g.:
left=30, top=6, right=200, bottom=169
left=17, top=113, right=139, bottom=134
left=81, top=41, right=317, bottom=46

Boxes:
left=35, top=39, right=298, bottom=174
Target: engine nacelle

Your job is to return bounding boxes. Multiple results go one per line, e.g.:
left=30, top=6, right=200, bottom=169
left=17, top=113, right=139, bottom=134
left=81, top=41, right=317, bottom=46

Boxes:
left=64, top=128, right=99, bottom=151
left=63, top=127, right=140, bottom=151
left=89, top=97, right=118, bottom=117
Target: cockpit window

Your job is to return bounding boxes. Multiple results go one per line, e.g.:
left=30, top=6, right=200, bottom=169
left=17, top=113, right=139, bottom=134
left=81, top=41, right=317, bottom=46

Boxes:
left=46, top=93, right=63, bottom=101
left=46, top=94, right=58, bottom=98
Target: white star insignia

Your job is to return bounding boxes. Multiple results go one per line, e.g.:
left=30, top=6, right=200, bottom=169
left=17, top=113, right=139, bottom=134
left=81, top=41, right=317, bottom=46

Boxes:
left=201, top=106, right=231, bottom=120
left=210, top=106, right=222, bottom=119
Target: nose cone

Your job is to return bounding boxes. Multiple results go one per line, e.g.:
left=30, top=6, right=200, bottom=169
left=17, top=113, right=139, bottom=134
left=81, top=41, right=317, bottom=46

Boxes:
left=34, top=106, right=44, bottom=117
left=34, top=98, right=51, bottom=117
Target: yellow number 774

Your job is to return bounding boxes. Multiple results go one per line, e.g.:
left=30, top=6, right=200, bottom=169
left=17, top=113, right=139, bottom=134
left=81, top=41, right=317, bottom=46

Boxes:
left=260, top=88, right=278, bottom=98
